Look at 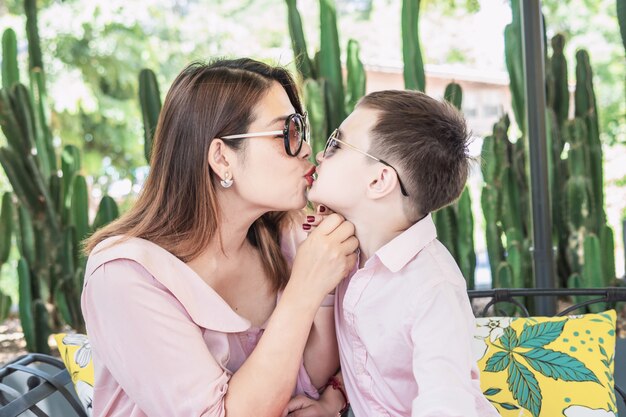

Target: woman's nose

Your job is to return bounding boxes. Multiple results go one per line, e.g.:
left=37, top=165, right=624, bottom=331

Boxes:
left=299, top=140, right=312, bottom=159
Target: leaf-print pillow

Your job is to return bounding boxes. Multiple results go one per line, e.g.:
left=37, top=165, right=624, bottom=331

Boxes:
left=54, top=333, right=93, bottom=416
left=473, top=310, right=617, bottom=417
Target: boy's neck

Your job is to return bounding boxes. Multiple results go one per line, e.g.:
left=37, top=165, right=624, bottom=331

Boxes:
left=349, top=211, right=413, bottom=268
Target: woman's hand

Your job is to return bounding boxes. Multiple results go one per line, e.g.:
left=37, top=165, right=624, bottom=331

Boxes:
left=302, top=205, right=333, bottom=233
left=290, top=211, right=358, bottom=300
left=282, top=395, right=340, bottom=417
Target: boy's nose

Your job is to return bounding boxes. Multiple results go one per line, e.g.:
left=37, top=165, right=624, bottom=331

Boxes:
left=315, top=150, right=324, bottom=164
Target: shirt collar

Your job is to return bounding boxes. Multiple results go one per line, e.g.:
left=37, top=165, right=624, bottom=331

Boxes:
left=86, top=236, right=252, bottom=333
left=374, top=214, right=437, bottom=273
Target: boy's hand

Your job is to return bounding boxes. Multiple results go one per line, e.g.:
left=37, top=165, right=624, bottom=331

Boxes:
left=303, top=205, right=334, bottom=233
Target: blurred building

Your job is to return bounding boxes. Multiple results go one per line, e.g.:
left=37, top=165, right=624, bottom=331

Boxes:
left=364, top=63, right=512, bottom=137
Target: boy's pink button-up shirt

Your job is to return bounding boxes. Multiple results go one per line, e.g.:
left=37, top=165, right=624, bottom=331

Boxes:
left=335, top=215, right=500, bottom=417
left=81, top=234, right=319, bottom=417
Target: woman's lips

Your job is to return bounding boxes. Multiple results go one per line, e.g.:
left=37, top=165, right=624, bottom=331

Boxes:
left=304, top=166, right=316, bottom=186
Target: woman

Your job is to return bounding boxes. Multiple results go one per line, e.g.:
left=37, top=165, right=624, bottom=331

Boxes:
left=82, top=58, right=356, bottom=417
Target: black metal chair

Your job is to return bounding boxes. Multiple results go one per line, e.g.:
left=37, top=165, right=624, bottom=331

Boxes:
left=468, top=287, right=626, bottom=413
left=0, top=353, right=88, bottom=417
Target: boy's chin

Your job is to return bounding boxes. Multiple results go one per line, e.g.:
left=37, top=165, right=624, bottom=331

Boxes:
left=306, top=185, right=321, bottom=202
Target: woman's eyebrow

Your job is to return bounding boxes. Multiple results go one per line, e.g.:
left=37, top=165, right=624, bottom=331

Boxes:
left=265, top=115, right=289, bottom=127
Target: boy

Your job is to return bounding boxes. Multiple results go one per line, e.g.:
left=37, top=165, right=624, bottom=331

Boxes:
left=304, top=90, right=499, bottom=417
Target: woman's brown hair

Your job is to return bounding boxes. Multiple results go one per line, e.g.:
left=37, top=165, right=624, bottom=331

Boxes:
left=85, top=58, right=304, bottom=291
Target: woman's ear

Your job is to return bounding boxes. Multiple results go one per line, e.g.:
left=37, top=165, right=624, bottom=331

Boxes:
left=208, top=139, right=233, bottom=180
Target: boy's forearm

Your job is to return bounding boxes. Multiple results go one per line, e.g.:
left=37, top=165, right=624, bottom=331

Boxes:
left=303, top=306, right=340, bottom=389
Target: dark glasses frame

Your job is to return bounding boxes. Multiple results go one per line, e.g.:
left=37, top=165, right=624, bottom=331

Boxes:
left=221, top=112, right=309, bottom=157
left=324, top=129, right=409, bottom=197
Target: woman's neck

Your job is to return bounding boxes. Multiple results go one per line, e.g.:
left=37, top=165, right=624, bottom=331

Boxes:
left=188, top=192, right=266, bottom=278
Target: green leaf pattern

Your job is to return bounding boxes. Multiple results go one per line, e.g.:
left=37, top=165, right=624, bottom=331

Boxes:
left=518, top=321, right=565, bottom=348
left=507, top=356, right=542, bottom=417
left=483, top=317, right=605, bottom=417
left=521, top=348, right=600, bottom=383
left=486, top=351, right=511, bottom=372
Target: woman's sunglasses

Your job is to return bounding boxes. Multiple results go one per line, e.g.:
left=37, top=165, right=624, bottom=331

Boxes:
left=221, top=113, right=309, bottom=157
left=323, top=129, right=409, bottom=197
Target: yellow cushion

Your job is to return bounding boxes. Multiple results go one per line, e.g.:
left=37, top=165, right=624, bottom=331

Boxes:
left=54, top=333, right=94, bottom=414
left=474, top=310, right=617, bottom=417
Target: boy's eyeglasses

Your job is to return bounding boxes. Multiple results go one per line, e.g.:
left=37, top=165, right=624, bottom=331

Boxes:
left=323, top=129, right=409, bottom=197
left=221, top=113, right=309, bottom=157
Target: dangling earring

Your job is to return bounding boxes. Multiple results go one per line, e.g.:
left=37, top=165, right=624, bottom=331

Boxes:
left=220, top=172, right=233, bottom=188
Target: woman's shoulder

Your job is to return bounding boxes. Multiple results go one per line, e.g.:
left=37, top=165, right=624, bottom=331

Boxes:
left=84, top=235, right=251, bottom=332
left=86, top=235, right=174, bottom=278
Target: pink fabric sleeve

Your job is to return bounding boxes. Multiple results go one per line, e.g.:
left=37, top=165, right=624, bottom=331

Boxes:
left=295, top=364, right=321, bottom=399
left=82, top=259, right=229, bottom=417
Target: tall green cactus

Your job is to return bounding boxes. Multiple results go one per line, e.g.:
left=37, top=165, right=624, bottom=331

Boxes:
left=486, top=11, right=617, bottom=302
left=2, top=29, right=19, bottom=91
left=504, top=0, right=525, bottom=135
left=24, top=0, right=43, bottom=72
left=285, top=0, right=366, bottom=154
left=0, top=17, right=119, bottom=346
left=139, top=69, right=161, bottom=164
left=319, top=0, right=345, bottom=131
left=433, top=82, right=476, bottom=288
left=619, top=0, right=626, bottom=53
left=401, top=0, right=425, bottom=92
left=0, top=193, right=14, bottom=323
left=286, top=0, right=316, bottom=80
left=345, top=40, right=366, bottom=114
left=481, top=115, right=532, bottom=292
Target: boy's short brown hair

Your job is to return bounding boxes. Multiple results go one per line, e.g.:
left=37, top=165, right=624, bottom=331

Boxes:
left=359, top=90, right=471, bottom=218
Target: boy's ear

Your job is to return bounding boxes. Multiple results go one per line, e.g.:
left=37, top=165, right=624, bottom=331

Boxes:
left=366, top=166, right=399, bottom=200
left=208, top=139, right=234, bottom=179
